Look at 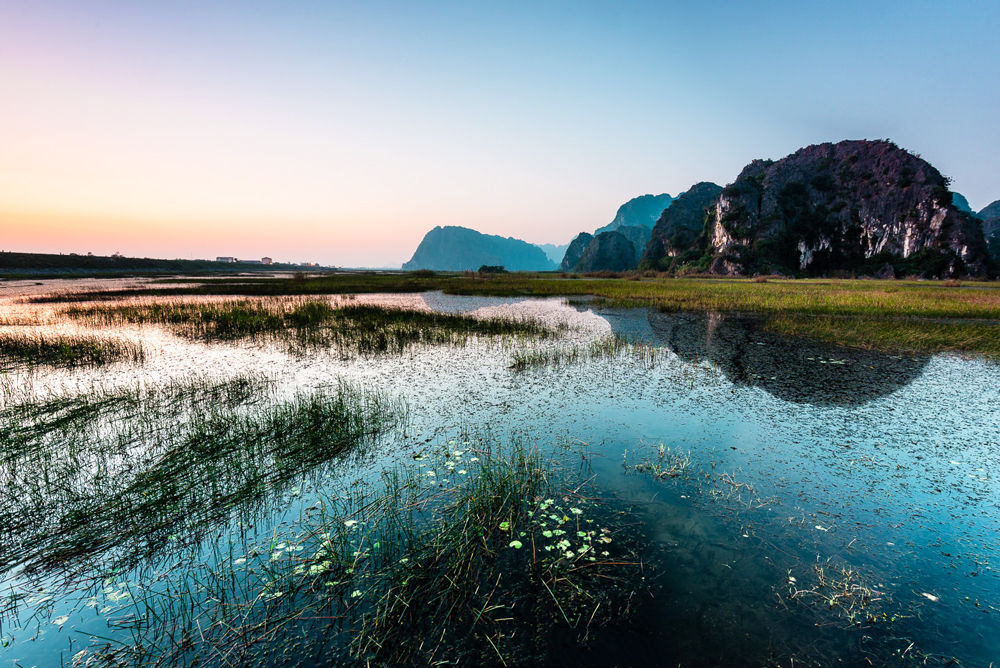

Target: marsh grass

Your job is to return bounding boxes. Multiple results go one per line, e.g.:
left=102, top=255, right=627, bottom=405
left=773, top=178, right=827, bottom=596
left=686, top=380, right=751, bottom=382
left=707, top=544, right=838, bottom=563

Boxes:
left=64, top=299, right=556, bottom=355
left=101, top=436, right=649, bottom=667
left=36, top=273, right=1000, bottom=355
left=33, top=274, right=1000, bottom=319
left=0, top=331, right=144, bottom=369
left=0, top=374, right=406, bottom=588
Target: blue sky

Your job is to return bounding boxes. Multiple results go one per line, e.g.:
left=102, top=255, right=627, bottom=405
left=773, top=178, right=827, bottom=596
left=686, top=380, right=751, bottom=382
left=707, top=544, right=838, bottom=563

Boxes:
left=1, top=1, right=998, bottom=266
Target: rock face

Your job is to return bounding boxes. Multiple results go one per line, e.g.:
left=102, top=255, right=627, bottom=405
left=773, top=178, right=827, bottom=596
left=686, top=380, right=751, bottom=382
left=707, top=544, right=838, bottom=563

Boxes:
left=594, top=193, right=673, bottom=234
left=978, top=200, right=1000, bottom=264
left=706, top=140, right=989, bottom=277
left=403, top=226, right=556, bottom=271
left=573, top=231, right=637, bottom=273
left=560, top=227, right=649, bottom=272
left=559, top=233, right=593, bottom=271
left=615, top=225, right=651, bottom=256
left=639, top=182, right=723, bottom=271
left=979, top=200, right=1000, bottom=221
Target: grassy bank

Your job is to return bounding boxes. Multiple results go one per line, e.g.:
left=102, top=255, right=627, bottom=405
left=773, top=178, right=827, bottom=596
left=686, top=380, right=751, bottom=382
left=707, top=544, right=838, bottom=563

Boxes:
left=763, top=314, right=1000, bottom=357
left=27, top=272, right=1000, bottom=356
left=33, top=272, right=1000, bottom=319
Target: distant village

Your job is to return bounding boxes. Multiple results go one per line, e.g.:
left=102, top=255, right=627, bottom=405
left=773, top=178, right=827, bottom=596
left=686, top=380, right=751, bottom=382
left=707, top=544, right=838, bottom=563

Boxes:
left=215, top=256, right=273, bottom=265
left=214, top=256, right=322, bottom=267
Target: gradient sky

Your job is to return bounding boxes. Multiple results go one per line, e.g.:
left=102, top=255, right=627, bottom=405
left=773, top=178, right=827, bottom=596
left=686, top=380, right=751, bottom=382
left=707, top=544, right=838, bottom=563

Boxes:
left=2, top=1, right=999, bottom=267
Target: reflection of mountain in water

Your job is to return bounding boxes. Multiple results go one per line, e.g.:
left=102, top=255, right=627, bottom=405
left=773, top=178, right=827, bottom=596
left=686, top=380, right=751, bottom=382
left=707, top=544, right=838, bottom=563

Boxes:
left=638, top=311, right=929, bottom=407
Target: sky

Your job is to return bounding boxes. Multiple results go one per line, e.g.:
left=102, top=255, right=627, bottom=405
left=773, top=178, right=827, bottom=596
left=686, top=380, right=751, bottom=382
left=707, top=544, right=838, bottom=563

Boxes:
left=1, top=1, right=999, bottom=267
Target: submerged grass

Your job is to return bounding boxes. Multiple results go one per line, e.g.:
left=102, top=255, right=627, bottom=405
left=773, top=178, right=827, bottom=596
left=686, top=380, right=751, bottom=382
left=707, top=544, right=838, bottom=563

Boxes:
left=0, top=331, right=144, bottom=369
left=64, top=298, right=557, bottom=354
left=509, top=334, right=662, bottom=370
left=0, top=374, right=406, bottom=587
left=99, top=435, right=649, bottom=667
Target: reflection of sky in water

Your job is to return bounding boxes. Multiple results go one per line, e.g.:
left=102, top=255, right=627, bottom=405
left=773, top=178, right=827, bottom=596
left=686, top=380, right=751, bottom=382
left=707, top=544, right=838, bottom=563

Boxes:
left=2, top=284, right=998, bottom=665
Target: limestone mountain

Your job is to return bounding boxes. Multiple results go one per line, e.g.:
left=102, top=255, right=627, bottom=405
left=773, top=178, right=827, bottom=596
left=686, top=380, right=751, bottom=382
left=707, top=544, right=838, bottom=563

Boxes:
left=573, top=231, right=638, bottom=272
left=559, top=233, right=593, bottom=271
left=639, top=182, right=723, bottom=271
left=402, top=226, right=556, bottom=271
left=594, top=193, right=673, bottom=234
left=978, top=200, right=1000, bottom=264
left=952, top=192, right=973, bottom=214
left=615, top=225, right=652, bottom=255
left=706, top=140, right=988, bottom=277
left=979, top=200, right=1000, bottom=221
left=558, top=226, right=649, bottom=272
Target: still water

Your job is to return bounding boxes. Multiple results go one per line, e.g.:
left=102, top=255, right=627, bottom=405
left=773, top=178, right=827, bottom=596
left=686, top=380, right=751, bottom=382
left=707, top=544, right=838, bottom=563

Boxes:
left=1, top=286, right=998, bottom=666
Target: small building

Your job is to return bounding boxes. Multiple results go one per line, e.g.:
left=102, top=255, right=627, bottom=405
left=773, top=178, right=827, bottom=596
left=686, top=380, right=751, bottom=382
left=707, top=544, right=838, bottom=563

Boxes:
left=261, top=257, right=273, bottom=265
left=216, top=256, right=236, bottom=263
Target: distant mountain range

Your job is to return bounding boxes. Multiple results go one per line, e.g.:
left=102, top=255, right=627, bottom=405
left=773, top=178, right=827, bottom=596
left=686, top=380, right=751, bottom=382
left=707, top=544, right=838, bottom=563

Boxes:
left=402, top=226, right=556, bottom=271
left=535, top=243, right=570, bottom=265
left=559, top=194, right=673, bottom=272
left=403, top=141, right=997, bottom=278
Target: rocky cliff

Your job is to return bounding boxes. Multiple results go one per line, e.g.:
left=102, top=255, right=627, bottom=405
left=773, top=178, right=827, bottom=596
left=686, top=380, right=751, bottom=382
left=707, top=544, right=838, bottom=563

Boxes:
left=706, top=140, right=988, bottom=277
left=559, top=233, right=593, bottom=271
left=639, top=182, right=723, bottom=271
left=573, top=231, right=637, bottom=272
left=594, top=193, right=673, bottom=234
left=402, top=226, right=556, bottom=272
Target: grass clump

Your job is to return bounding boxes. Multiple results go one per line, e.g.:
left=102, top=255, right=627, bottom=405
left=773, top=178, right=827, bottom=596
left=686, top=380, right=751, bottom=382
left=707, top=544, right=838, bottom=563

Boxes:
left=0, top=331, right=144, bottom=369
left=64, top=298, right=337, bottom=339
left=510, top=334, right=661, bottom=370
left=64, top=298, right=557, bottom=355
left=624, top=442, right=692, bottom=479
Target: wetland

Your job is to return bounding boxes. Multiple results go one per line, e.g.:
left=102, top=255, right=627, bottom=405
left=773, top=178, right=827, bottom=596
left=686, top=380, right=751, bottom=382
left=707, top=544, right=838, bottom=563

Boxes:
left=1, top=274, right=999, bottom=667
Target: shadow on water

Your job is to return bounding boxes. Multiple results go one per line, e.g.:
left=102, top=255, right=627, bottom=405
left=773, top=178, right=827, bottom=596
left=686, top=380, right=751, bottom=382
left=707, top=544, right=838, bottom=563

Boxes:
left=636, top=310, right=930, bottom=407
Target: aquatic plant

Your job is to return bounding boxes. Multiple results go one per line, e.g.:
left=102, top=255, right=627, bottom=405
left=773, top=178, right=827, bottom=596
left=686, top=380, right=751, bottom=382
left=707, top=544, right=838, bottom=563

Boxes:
left=624, top=442, right=692, bottom=479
